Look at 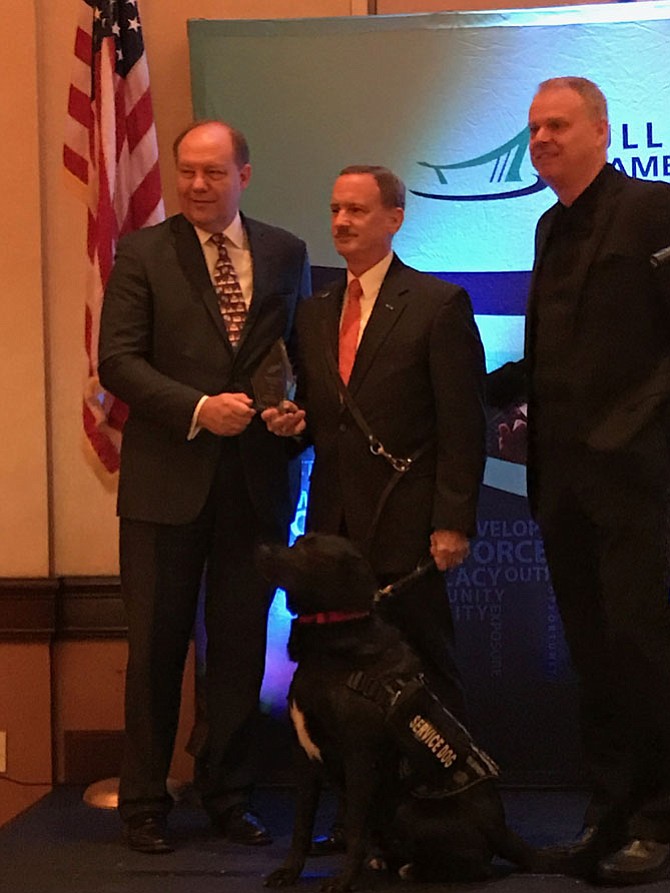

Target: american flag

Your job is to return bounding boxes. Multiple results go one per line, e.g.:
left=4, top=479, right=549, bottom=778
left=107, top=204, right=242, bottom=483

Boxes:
left=64, top=0, right=164, bottom=472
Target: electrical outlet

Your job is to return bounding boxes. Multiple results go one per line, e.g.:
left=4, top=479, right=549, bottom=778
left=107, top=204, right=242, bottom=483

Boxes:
left=0, top=731, right=6, bottom=774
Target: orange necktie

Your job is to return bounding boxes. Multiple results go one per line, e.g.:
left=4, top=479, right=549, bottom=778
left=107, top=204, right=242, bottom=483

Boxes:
left=338, top=278, right=363, bottom=384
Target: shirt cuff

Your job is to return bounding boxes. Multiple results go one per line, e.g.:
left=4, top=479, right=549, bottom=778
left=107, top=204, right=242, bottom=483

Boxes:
left=187, top=395, right=209, bottom=441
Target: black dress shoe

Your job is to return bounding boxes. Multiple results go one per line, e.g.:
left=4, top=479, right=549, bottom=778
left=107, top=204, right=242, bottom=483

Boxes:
left=310, top=824, right=346, bottom=856
left=544, top=824, right=599, bottom=852
left=597, top=839, right=670, bottom=885
left=541, top=825, right=616, bottom=876
left=123, top=814, right=174, bottom=854
left=216, top=804, right=272, bottom=846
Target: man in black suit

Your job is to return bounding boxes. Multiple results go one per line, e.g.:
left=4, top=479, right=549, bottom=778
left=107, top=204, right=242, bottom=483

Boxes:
left=264, top=166, right=486, bottom=850
left=488, top=77, right=670, bottom=885
left=98, top=120, right=310, bottom=853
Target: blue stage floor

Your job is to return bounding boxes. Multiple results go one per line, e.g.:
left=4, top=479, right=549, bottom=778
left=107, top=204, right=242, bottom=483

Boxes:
left=1, top=785, right=667, bottom=892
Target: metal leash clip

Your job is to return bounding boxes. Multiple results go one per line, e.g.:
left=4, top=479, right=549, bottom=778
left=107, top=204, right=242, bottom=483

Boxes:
left=368, top=436, right=413, bottom=473
left=374, top=557, right=436, bottom=602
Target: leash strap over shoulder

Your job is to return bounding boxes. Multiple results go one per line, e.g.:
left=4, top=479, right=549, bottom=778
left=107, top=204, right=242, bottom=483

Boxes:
left=322, top=319, right=433, bottom=475
left=321, top=320, right=435, bottom=553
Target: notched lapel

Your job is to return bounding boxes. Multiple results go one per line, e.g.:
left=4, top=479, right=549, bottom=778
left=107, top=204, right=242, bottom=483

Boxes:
left=570, top=177, right=624, bottom=313
left=527, top=204, right=558, bottom=325
left=172, top=216, right=232, bottom=352
left=237, top=220, right=271, bottom=355
left=529, top=171, right=624, bottom=326
left=347, top=273, right=408, bottom=393
left=321, top=285, right=344, bottom=355
left=316, top=284, right=345, bottom=400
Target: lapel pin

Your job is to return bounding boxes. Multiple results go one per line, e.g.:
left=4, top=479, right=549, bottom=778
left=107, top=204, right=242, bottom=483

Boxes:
left=384, top=303, right=395, bottom=311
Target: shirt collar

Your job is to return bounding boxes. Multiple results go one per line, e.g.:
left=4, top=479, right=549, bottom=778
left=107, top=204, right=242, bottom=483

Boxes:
left=194, top=211, right=245, bottom=248
left=560, top=163, right=610, bottom=214
left=347, top=251, right=394, bottom=296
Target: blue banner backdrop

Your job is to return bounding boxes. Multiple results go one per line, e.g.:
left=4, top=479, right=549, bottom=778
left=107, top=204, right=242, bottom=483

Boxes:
left=189, top=3, right=670, bottom=783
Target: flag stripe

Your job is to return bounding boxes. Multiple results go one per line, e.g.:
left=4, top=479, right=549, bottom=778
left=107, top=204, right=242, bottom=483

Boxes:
left=74, top=25, right=91, bottom=64
left=126, top=91, right=155, bottom=153
left=63, top=144, right=89, bottom=184
left=67, top=86, right=93, bottom=131
left=123, top=163, right=163, bottom=235
left=64, top=0, right=164, bottom=473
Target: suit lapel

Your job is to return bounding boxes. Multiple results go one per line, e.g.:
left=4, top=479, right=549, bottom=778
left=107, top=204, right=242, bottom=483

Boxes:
left=172, top=215, right=232, bottom=351
left=526, top=203, right=558, bottom=341
left=173, top=214, right=280, bottom=362
left=323, top=283, right=344, bottom=359
left=237, top=216, right=268, bottom=357
left=315, top=280, right=346, bottom=403
left=348, top=256, right=409, bottom=393
left=569, top=170, right=623, bottom=312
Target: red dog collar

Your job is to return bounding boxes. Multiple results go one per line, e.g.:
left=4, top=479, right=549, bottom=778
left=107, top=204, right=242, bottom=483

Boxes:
left=296, top=610, right=370, bottom=625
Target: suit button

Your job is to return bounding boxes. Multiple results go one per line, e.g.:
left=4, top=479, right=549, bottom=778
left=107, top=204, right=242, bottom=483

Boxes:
left=339, top=422, right=347, bottom=432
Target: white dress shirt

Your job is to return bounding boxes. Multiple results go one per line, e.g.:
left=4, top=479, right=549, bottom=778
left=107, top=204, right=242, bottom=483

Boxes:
left=195, top=212, right=253, bottom=308
left=342, top=251, right=394, bottom=347
left=188, top=213, right=254, bottom=439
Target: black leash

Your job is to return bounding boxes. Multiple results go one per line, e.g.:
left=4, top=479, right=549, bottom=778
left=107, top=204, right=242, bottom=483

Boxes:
left=321, top=317, right=433, bottom=475
left=374, top=556, right=436, bottom=603
left=321, top=318, right=435, bottom=556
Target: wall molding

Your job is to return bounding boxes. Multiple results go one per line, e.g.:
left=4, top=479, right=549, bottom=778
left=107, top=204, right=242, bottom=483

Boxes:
left=57, top=577, right=125, bottom=639
left=0, top=576, right=125, bottom=641
left=0, top=578, right=58, bottom=640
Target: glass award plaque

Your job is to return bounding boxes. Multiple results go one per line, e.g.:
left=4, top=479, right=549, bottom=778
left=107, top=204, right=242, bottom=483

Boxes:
left=251, top=338, right=296, bottom=410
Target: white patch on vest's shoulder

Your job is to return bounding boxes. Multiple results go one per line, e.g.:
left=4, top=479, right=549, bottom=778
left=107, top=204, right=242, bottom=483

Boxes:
left=290, top=699, right=322, bottom=762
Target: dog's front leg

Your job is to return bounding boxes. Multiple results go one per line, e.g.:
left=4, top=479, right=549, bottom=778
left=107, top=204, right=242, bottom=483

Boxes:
left=266, top=752, right=322, bottom=888
left=321, top=749, right=378, bottom=893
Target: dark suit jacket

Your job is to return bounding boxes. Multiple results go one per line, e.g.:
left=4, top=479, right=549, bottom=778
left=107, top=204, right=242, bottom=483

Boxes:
left=487, top=164, right=670, bottom=511
left=296, top=255, right=486, bottom=575
left=98, top=213, right=310, bottom=529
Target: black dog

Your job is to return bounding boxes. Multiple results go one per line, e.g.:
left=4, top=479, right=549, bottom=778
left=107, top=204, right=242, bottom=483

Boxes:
left=259, top=534, right=538, bottom=891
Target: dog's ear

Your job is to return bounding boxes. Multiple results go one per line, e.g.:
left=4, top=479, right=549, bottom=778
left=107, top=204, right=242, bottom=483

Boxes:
left=257, top=534, right=379, bottom=612
left=295, top=535, right=378, bottom=601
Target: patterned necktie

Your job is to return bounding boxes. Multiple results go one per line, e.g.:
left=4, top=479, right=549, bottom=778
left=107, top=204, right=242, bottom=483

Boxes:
left=211, top=233, right=247, bottom=346
left=339, top=278, right=363, bottom=384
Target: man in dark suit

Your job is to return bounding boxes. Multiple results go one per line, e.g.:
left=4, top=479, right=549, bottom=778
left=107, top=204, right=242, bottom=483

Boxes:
left=264, top=165, right=486, bottom=848
left=488, top=77, right=670, bottom=885
left=98, top=120, right=310, bottom=853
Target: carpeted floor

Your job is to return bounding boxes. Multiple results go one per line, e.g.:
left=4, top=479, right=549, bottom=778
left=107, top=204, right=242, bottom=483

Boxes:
left=0, top=785, right=667, bottom=892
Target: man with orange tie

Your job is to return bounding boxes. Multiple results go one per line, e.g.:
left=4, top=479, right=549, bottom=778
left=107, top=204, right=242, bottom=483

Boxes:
left=99, top=120, right=310, bottom=853
left=264, top=165, right=486, bottom=813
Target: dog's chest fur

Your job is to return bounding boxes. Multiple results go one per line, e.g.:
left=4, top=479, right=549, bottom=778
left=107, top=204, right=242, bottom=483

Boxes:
left=286, top=615, right=419, bottom=767
left=289, top=700, right=322, bottom=761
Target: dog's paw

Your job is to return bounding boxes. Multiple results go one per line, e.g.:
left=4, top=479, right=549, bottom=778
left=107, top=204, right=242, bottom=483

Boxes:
left=366, top=855, right=386, bottom=871
left=398, top=863, right=414, bottom=881
left=265, top=866, right=303, bottom=888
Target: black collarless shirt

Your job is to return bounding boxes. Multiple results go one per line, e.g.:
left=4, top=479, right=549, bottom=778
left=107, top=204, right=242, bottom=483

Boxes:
left=532, top=164, right=611, bottom=443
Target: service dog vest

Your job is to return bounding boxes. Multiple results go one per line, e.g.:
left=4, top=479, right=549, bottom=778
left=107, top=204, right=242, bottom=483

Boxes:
left=346, top=671, right=499, bottom=797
